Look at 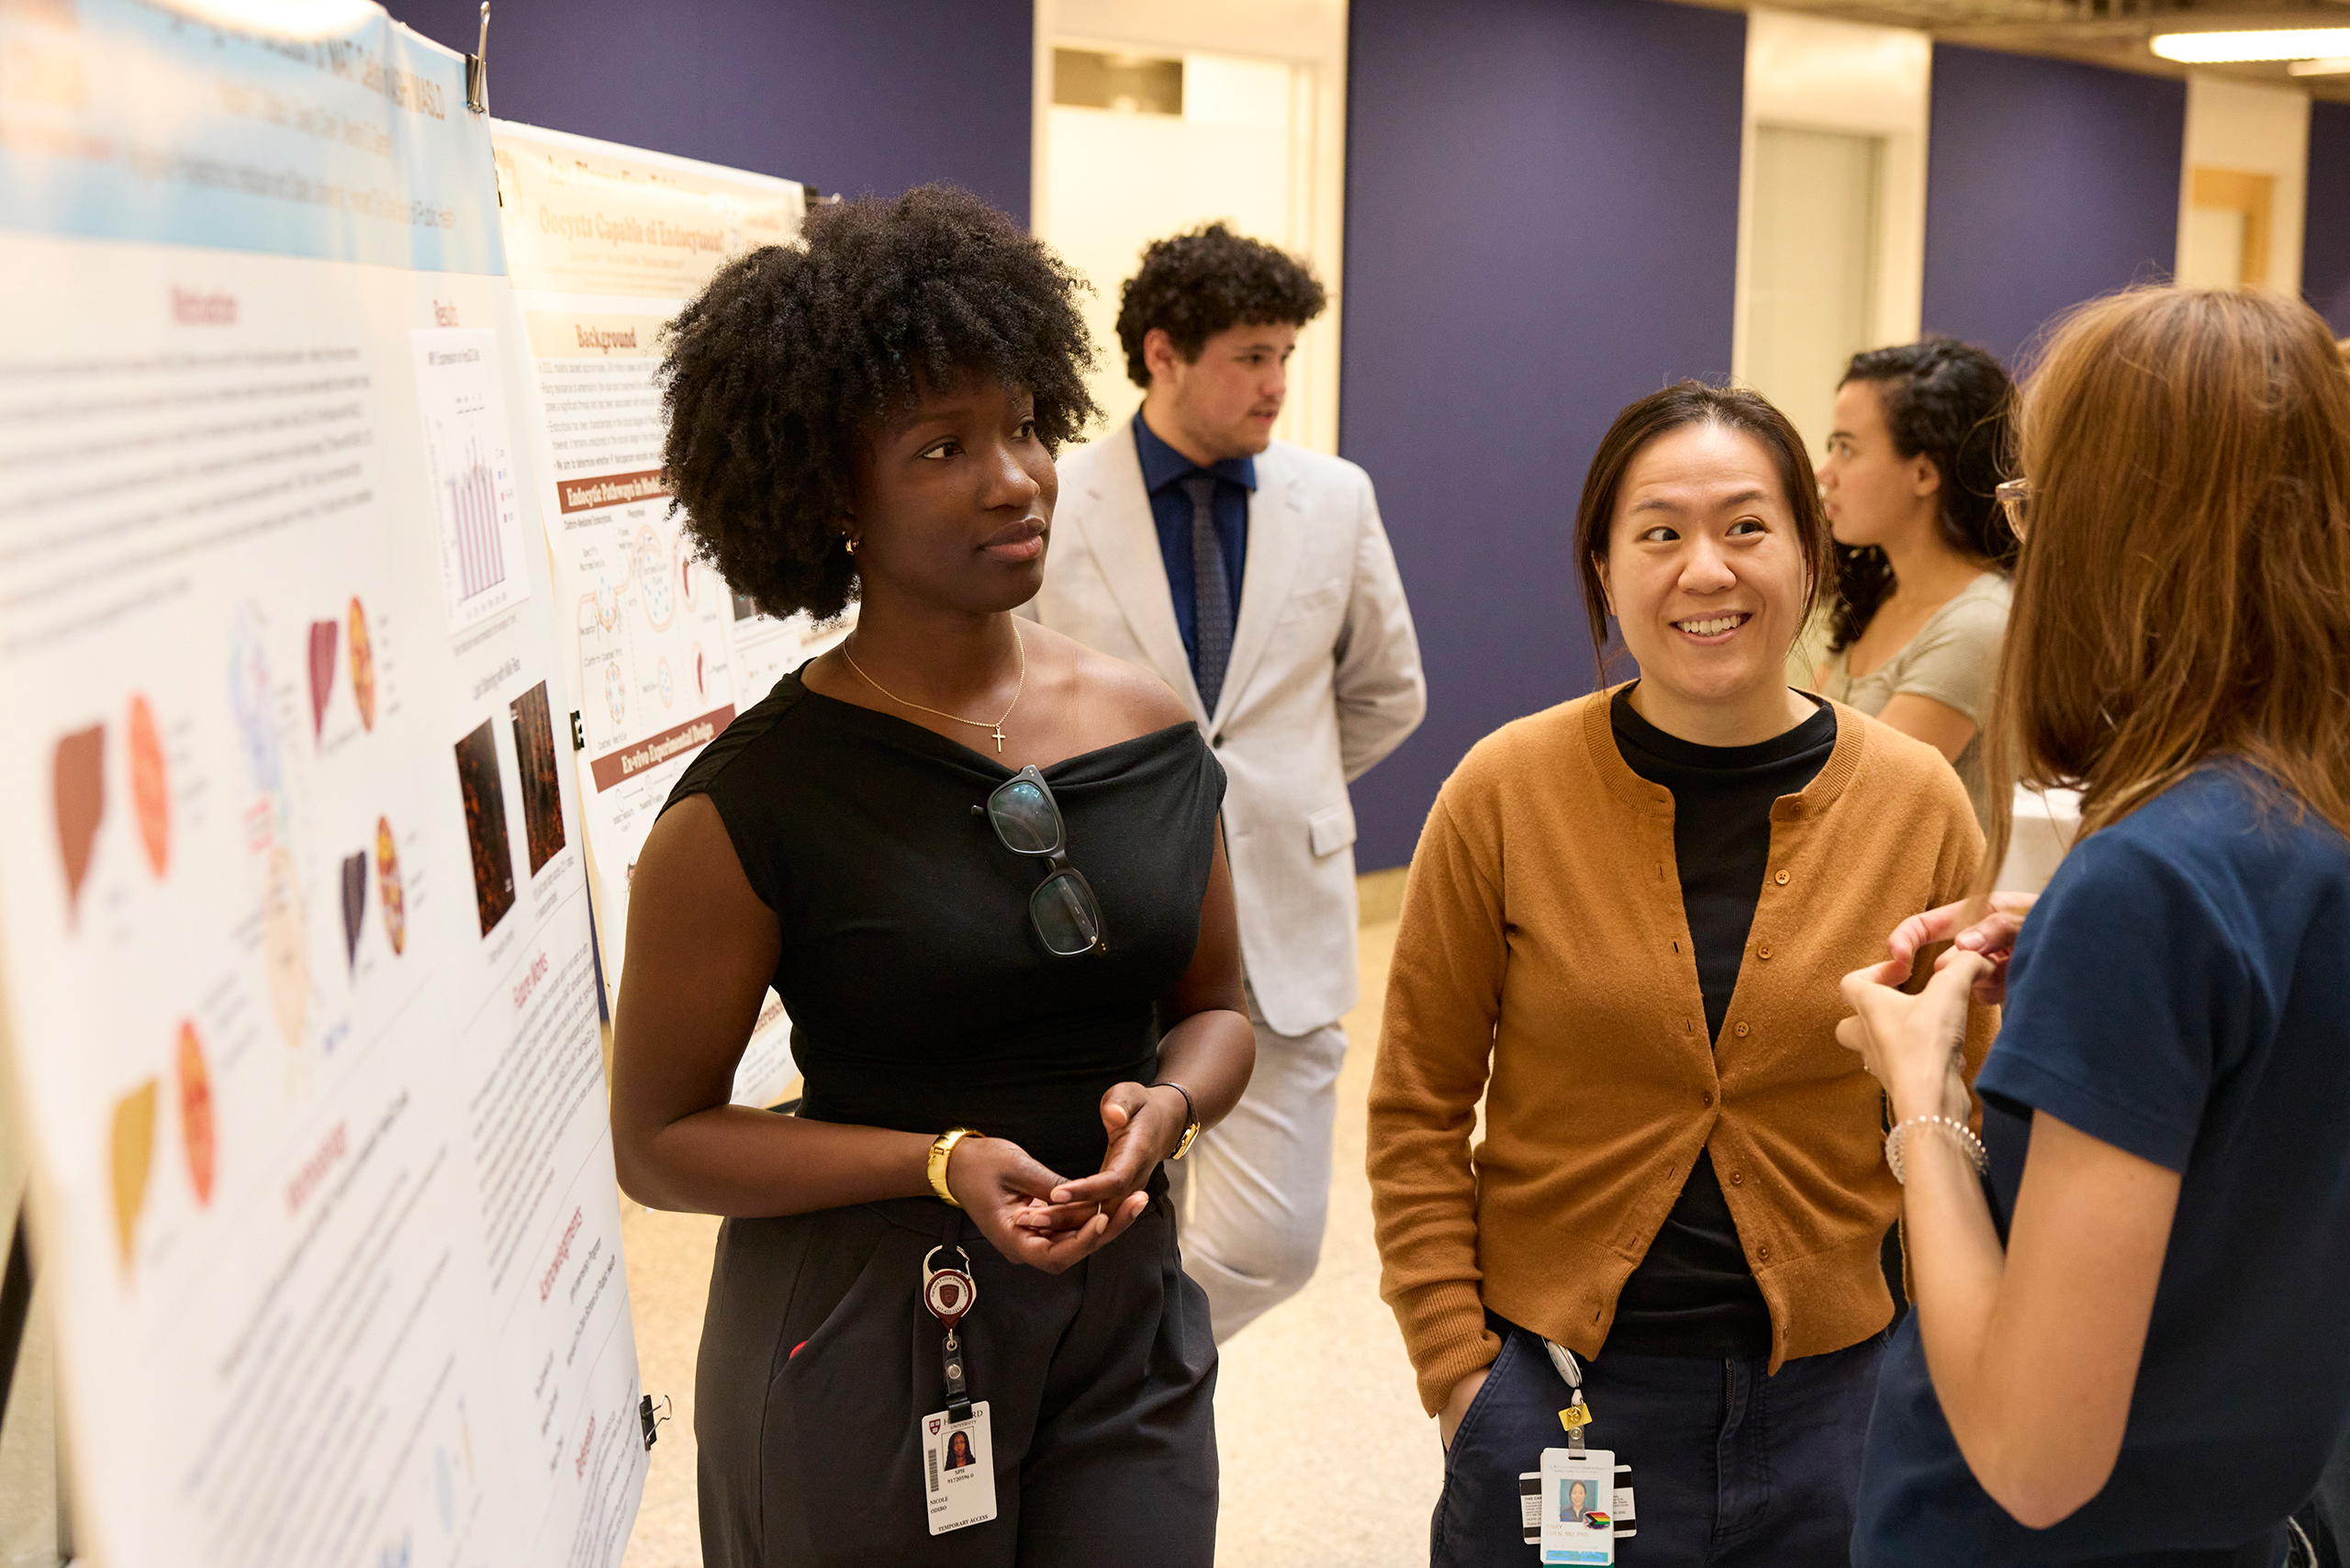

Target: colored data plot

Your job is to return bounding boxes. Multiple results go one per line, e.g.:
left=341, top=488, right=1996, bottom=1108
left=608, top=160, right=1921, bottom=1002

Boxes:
left=341, top=850, right=367, bottom=969
left=177, top=1021, right=215, bottom=1207
left=110, top=1079, right=157, bottom=1280
left=53, top=722, right=105, bottom=923
left=308, top=619, right=339, bottom=742
left=128, top=694, right=170, bottom=879
left=349, top=596, right=377, bottom=732
left=376, top=816, right=407, bottom=956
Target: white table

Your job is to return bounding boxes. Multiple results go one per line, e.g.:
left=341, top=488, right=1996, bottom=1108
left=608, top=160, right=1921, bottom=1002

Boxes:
left=1995, top=785, right=2083, bottom=895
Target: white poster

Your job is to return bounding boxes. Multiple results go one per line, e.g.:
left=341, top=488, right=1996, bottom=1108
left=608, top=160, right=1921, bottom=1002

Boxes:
left=0, top=6, right=641, bottom=1565
left=491, top=119, right=842, bottom=1108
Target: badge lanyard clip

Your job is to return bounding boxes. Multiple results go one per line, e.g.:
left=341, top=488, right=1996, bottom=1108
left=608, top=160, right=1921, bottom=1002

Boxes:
left=923, top=1243, right=979, bottom=1425
left=1545, top=1339, right=1592, bottom=1454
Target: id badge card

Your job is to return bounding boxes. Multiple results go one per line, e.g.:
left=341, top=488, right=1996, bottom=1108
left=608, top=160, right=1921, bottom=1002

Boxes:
left=1523, top=1464, right=1634, bottom=1546
left=920, top=1401, right=997, bottom=1535
left=1539, top=1447, right=1616, bottom=1564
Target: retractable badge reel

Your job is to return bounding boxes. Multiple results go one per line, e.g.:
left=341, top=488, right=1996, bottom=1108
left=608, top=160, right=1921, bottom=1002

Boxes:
left=1519, top=1342, right=1636, bottom=1563
left=918, top=1245, right=998, bottom=1534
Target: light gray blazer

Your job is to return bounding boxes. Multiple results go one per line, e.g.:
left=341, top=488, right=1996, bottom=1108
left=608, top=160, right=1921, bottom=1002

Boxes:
left=1024, top=431, right=1426, bottom=1037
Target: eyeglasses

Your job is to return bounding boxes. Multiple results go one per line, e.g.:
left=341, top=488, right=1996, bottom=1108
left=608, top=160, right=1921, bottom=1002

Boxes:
left=984, top=766, right=1106, bottom=957
left=1996, top=476, right=2031, bottom=540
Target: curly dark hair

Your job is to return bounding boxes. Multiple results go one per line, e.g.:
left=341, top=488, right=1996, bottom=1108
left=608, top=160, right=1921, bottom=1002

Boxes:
left=1113, top=222, right=1326, bottom=388
left=658, top=185, right=1097, bottom=621
left=1829, top=337, right=2019, bottom=652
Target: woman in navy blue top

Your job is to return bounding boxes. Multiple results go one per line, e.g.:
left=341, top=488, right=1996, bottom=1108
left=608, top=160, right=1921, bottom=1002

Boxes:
left=1838, top=286, right=2350, bottom=1568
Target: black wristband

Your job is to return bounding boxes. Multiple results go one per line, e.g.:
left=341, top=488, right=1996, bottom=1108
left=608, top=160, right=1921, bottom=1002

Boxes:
left=1147, top=1081, right=1197, bottom=1137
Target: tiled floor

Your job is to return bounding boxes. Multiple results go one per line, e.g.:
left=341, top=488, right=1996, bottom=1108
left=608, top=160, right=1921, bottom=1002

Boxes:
left=613, top=875, right=1440, bottom=1565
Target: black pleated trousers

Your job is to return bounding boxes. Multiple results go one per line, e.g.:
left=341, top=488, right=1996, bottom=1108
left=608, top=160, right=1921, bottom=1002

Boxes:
left=694, top=1174, right=1217, bottom=1567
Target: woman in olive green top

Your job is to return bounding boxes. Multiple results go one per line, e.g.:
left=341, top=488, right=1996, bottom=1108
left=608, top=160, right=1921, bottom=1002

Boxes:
left=1814, top=339, right=2017, bottom=834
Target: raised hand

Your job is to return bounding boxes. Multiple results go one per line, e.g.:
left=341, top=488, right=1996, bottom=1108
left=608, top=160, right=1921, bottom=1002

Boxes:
left=1838, top=952, right=1990, bottom=1125
left=1884, top=891, right=2039, bottom=1005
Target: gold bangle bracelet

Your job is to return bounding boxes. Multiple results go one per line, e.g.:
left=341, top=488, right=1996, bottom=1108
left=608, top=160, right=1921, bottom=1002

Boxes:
left=927, top=1127, right=980, bottom=1207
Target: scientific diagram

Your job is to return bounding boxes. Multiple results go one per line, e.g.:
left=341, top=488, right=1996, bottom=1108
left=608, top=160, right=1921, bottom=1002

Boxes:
left=572, top=514, right=735, bottom=767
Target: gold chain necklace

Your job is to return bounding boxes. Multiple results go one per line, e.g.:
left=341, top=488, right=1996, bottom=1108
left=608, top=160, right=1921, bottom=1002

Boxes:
left=841, top=624, right=1026, bottom=753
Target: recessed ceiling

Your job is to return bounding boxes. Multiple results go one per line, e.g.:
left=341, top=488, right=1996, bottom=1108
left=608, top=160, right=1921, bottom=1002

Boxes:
left=1672, top=0, right=2350, bottom=102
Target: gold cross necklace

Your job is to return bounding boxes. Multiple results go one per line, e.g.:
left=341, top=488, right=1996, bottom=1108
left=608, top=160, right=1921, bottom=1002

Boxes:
left=841, top=623, right=1026, bottom=753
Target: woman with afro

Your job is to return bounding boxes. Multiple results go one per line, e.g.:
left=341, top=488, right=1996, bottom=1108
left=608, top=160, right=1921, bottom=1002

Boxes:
left=610, top=185, right=1253, bottom=1565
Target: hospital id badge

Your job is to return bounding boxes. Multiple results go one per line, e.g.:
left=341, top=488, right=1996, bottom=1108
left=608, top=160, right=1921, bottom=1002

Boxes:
left=920, top=1401, right=997, bottom=1535
left=1539, top=1446, right=1616, bottom=1564
left=1524, top=1464, right=1634, bottom=1546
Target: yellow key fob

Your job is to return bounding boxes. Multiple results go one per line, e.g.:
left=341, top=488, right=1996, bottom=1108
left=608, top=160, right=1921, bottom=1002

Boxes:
left=1557, top=1401, right=1593, bottom=1431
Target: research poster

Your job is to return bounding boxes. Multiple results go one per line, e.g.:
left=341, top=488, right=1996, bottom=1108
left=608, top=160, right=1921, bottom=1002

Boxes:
left=491, top=120, right=841, bottom=1107
left=0, top=6, right=642, bottom=1565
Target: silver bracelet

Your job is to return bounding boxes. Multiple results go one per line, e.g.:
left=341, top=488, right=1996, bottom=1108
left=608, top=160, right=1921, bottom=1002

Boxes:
left=1885, top=1114, right=1988, bottom=1185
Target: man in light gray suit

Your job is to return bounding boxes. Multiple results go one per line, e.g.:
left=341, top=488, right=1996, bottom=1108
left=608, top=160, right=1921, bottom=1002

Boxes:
left=1026, top=224, right=1424, bottom=1340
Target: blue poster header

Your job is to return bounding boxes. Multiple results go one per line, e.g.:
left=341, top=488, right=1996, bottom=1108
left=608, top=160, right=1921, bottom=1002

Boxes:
left=0, top=0, right=507, bottom=274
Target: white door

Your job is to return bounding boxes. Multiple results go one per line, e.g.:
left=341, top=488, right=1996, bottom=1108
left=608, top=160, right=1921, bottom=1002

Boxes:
left=1744, top=124, right=1884, bottom=460
left=1044, top=47, right=1318, bottom=449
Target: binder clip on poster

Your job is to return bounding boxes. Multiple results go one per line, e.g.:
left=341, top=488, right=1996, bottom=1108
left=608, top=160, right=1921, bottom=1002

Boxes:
left=464, top=2, right=488, bottom=116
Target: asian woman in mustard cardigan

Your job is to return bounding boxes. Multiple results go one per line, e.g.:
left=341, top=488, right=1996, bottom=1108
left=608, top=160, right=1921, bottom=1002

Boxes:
left=1369, top=383, right=1997, bottom=1567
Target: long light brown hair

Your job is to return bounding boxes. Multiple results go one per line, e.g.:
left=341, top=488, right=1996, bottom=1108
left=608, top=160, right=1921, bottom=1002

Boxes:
left=1986, top=286, right=2350, bottom=876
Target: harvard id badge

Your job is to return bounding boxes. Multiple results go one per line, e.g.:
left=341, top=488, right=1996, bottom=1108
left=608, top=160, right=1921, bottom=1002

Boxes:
left=1539, top=1447, right=1618, bottom=1564
left=920, top=1402, right=998, bottom=1534
left=918, top=1245, right=996, bottom=1534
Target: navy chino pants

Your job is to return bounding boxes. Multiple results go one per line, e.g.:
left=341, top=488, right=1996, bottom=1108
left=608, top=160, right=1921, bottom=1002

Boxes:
left=1432, top=1314, right=1885, bottom=1568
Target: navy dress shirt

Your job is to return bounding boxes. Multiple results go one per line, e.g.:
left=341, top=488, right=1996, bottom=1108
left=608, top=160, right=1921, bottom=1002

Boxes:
left=1133, top=411, right=1252, bottom=685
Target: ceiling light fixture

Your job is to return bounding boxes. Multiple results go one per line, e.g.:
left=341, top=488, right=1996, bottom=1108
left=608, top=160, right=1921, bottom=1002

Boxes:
left=2150, top=28, right=2350, bottom=62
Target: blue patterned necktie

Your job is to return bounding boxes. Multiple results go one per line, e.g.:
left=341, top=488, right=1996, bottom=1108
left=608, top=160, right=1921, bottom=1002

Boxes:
left=1182, top=473, right=1233, bottom=712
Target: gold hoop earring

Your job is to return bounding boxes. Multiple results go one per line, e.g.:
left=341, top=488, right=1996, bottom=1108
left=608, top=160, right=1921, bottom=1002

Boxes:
left=845, top=536, right=859, bottom=555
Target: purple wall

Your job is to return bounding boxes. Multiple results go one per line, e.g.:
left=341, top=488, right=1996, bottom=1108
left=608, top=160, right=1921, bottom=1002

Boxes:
left=1921, top=45, right=2185, bottom=364
left=388, top=0, right=1034, bottom=222
left=2309, top=101, right=2350, bottom=335
left=1339, top=0, right=1748, bottom=869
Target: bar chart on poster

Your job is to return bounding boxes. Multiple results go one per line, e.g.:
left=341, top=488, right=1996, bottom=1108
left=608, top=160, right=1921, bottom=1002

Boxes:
left=0, top=6, right=642, bottom=1566
left=491, top=119, right=842, bottom=1107
left=415, top=330, right=531, bottom=630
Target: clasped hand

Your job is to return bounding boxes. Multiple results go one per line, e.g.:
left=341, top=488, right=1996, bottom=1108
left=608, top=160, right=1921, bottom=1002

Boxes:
left=1837, top=892, right=2035, bottom=1122
left=944, top=1082, right=1184, bottom=1274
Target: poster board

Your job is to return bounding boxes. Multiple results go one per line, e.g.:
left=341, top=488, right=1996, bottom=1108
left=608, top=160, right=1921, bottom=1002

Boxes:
left=0, top=6, right=643, bottom=1564
left=489, top=120, right=845, bottom=1109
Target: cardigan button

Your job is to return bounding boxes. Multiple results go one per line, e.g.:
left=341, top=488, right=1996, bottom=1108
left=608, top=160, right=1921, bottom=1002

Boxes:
left=1729, top=1170, right=1745, bottom=1185
left=1757, top=1244, right=1770, bottom=1260
left=1756, top=945, right=1773, bottom=961
left=1702, top=1091, right=1714, bottom=1106
left=1734, top=1021, right=1751, bottom=1038
left=1774, top=869, right=1790, bottom=885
